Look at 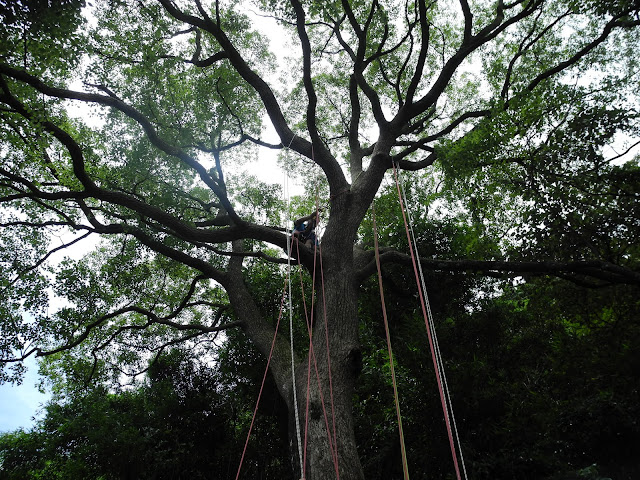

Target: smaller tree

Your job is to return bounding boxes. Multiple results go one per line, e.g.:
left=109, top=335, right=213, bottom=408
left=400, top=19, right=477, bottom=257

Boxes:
left=0, top=347, right=289, bottom=480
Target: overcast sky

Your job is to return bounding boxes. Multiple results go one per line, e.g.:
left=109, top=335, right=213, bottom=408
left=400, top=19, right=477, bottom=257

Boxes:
left=0, top=356, right=50, bottom=433
left=0, top=6, right=326, bottom=438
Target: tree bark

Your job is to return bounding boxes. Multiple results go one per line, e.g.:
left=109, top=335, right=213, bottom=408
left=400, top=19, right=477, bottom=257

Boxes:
left=283, top=211, right=366, bottom=480
left=293, top=263, right=363, bottom=480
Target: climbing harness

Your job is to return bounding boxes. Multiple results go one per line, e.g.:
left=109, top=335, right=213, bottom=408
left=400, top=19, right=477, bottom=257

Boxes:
left=237, top=142, right=339, bottom=479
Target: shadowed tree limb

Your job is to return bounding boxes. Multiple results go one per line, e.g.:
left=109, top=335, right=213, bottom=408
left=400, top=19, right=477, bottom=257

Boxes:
left=157, top=0, right=350, bottom=194
left=356, top=248, right=640, bottom=286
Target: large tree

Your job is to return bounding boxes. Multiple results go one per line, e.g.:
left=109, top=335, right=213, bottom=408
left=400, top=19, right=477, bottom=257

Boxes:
left=1, top=0, right=639, bottom=478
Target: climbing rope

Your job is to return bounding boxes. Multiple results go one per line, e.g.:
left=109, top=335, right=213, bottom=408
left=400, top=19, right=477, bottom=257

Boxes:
left=294, top=233, right=340, bottom=479
left=284, top=161, right=305, bottom=476
left=309, top=174, right=339, bottom=479
left=284, top=143, right=339, bottom=479
left=235, top=279, right=288, bottom=480
left=317, top=225, right=339, bottom=466
left=394, top=166, right=469, bottom=480
left=371, top=203, right=410, bottom=480
left=392, top=163, right=467, bottom=480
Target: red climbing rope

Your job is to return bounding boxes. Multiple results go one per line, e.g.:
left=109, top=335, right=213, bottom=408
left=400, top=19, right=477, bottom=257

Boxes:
left=318, top=240, right=339, bottom=465
left=392, top=163, right=463, bottom=480
left=235, top=279, right=288, bottom=480
left=372, top=203, right=410, bottom=480
left=235, top=231, right=339, bottom=480
left=294, top=235, right=340, bottom=479
left=283, top=146, right=339, bottom=478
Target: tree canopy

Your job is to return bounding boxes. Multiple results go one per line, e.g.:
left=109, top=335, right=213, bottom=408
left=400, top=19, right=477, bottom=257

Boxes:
left=1, top=0, right=639, bottom=478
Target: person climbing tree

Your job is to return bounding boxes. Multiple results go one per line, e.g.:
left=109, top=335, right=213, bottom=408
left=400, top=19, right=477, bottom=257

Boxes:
left=293, top=208, right=323, bottom=247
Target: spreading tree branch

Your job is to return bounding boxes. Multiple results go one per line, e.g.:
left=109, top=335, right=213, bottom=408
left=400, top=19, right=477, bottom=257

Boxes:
left=356, top=249, right=640, bottom=286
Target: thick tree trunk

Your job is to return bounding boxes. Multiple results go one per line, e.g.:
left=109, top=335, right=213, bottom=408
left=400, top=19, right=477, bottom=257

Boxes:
left=292, top=275, right=363, bottom=479
left=227, top=240, right=366, bottom=479
left=229, top=189, right=376, bottom=479
left=286, top=234, right=365, bottom=480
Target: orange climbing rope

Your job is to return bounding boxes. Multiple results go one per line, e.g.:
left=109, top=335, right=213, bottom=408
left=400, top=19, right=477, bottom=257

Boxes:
left=391, top=163, right=466, bottom=480
left=235, top=279, right=288, bottom=480
left=318, top=235, right=339, bottom=467
left=371, top=203, right=410, bottom=480
left=294, top=233, right=340, bottom=479
left=282, top=144, right=339, bottom=478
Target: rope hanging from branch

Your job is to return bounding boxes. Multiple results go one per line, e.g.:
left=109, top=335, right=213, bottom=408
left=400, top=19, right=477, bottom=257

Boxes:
left=235, top=279, right=288, bottom=480
left=317, top=213, right=339, bottom=470
left=285, top=143, right=339, bottom=479
left=235, top=145, right=339, bottom=479
left=392, top=163, right=469, bottom=480
left=371, top=202, right=411, bottom=480
left=294, top=203, right=340, bottom=480
left=285, top=161, right=305, bottom=476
